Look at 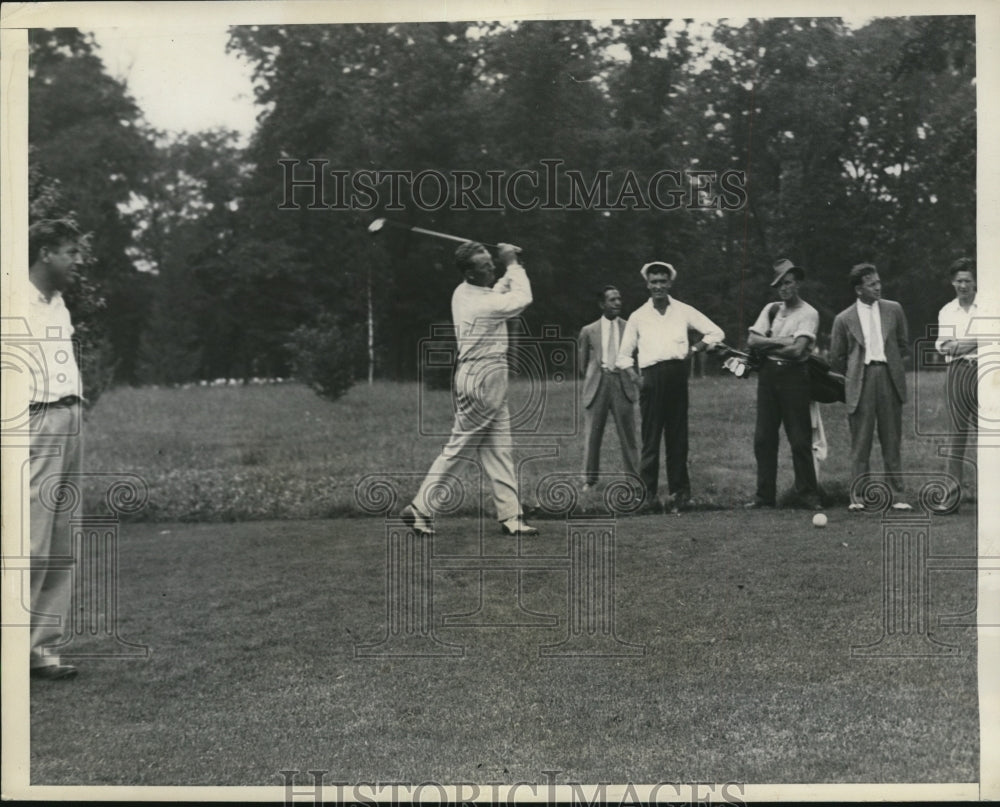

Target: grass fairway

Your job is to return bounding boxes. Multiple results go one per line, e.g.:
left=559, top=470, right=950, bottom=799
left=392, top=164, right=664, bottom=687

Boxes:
left=31, top=509, right=978, bottom=785
left=77, top=373, right=974, bottom=520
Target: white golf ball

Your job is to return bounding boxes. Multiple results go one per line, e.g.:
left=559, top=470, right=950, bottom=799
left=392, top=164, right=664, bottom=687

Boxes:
left=812, top=513, right=828, bottom=528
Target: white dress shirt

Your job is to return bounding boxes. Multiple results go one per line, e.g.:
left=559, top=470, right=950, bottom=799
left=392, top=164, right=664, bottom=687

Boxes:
left=27, top=285, right=82, bottom=403
left=856, top=300, right=887, bottom=363
left=935, top=297, right=978, bottom=362
left=452, top=264, right=532, bottom=361
left=615, top=296, right=724, bottom=370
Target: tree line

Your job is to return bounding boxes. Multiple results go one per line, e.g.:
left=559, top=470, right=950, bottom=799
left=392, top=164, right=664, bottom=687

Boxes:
left=27, top=18, right=975, bottom=402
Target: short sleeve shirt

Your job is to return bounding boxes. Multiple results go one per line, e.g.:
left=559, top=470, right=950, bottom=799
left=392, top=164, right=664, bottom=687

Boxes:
left=749, top=301, right=819, bottom=362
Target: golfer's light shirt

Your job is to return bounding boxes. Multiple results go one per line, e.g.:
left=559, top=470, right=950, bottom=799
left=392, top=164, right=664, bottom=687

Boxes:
left=856, top=300, right=887, bottom=363
left=615, top=296, right=723, bottom=370
left=26, top=286, right=82, bottom=403
left=935, top=297, right=979, bottom=362
left=452, top=264, right=532, bottom=361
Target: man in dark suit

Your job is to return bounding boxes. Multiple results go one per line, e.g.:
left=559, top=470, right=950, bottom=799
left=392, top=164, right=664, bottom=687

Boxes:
left=578, top=286, right=639, bottom=490
left=830, top=263, right=912, bottom=511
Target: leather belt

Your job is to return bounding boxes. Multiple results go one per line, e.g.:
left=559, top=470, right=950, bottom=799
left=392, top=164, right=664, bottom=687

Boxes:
left=29, top=395, right=82, bottom=414
left=866, top=360, right=887, bottom=366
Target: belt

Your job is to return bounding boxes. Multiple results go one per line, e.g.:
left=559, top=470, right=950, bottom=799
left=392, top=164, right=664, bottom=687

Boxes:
left=765, top=357, right=806, bottom=368
left=601, top=366, right=621, bottom=374
left=866, top=360, right=888, bottom=366
left=29, top=395, right=82, bottom=414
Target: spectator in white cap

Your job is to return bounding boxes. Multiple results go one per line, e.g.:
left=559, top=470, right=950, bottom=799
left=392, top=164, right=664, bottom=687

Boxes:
left=616, top=261, right=724, bottom=514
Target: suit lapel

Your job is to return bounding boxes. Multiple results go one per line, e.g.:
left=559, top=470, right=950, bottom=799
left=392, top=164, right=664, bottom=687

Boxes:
left=878, top=302, right=891, bottom=349
left=846, top=305, right=864, bottom=346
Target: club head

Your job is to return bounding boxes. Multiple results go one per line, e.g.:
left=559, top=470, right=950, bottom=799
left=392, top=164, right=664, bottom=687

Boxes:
left=367, top=218, right=387, bottom=234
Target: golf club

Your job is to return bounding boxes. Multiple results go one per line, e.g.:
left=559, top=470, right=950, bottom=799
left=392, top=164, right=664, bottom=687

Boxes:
left=367, top=217, right=521, bottom=252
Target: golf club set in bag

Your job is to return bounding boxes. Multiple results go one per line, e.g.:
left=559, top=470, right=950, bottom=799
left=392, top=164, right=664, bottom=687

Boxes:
left=717, top=343, right=845, bottom=403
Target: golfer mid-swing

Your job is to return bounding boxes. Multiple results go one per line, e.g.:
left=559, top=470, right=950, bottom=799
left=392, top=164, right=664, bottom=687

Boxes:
left=402, top=241, right=539, bottom=536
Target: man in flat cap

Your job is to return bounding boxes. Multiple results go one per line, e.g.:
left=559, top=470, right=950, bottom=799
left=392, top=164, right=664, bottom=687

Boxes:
left=616, top=261, right=724, bottom=514
left=745, top=259, right=822, bottom=510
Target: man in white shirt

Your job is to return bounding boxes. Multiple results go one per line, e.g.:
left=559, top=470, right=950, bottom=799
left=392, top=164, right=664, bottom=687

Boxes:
left=935, top=257, right=978, bottom=510
left=578, top=286, right=639, bottom=490
left=616, top=262, right=724, bottom=513
left=830, top=263, right=911, bottom=511
left=745, top=259, right=822, bottom=510
left=403, top=241, right=538, bottom=536
left=27, top=219, right=85, bottom=680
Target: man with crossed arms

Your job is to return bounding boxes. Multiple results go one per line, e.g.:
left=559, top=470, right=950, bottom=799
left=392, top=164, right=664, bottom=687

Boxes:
left=616, top=262, right=724, bottom=514
left=578, top=285, right=640, bottom=491
left=403, top=241, right=538, bottom=536
left=935, top=257, right=979, bottom=511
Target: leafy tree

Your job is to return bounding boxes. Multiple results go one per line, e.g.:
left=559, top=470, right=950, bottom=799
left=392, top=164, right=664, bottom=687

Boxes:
left=29, top=27, right=157, bottom=384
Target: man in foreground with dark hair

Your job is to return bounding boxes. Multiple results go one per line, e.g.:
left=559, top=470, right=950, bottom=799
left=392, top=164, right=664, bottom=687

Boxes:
left=402, top=241, right=538, bottom=536
left=26, top=218, right=85, bottom=680
left=616, top=261, right=724, bottom=514
left=830, top=262, right=911, bottom=511
left=745, top=258, right=822, bottom=510
left=935, top=257, right=979, bottom=511
left=578, top=285, right=639, bottom=491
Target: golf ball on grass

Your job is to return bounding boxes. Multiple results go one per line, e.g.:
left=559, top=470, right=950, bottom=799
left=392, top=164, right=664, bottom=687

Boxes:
left=812, top=513, right=828, bottom=528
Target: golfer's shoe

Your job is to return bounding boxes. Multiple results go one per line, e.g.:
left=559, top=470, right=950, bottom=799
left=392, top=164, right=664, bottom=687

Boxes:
left=401, top=504, right=435, bottom=535
left=847, top=502, right=865, bottom=512
left=500, top=516, right=538, bottom=536
left=891, top=501, right=913, bottom=511
left=30, top=664, right=78, bottom=681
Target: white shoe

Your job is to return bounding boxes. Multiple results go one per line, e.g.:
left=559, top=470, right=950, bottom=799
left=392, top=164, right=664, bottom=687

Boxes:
left=500, top=516, right=539, bottom=536
left=891, top=502, right=913, bottom=511
left=401, top=504, right=435, bottom=535
left=848, top=502, right=865, bottom=512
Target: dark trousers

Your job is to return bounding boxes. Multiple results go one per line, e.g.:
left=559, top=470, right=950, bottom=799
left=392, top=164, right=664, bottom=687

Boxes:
left=849, top=363, right=904, bottom=497
left=753, top=360, right=818, bottom=505
left=945, top=358, right=978, bottom=490
left=639, top=360, right=690, bottom=501
left=583, top=371, right=639, bottom=485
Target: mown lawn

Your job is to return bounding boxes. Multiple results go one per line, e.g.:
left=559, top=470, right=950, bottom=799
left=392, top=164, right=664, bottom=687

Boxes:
left=78, top=372, right=971, bottom=521
left=31, top=510, right=978, bottom=785
left=24, top=371, right=980, bottom=789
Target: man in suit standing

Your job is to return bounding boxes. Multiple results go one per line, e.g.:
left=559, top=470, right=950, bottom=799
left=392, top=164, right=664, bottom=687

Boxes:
left=830, top=263, right=912, bottom=511
left=617, top=262, right=724, bottom=514
left=578, top=286, right=639, bottom=490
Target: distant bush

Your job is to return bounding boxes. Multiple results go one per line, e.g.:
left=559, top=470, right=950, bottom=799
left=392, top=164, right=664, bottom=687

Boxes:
left=284, top=314, right=362, bottom=403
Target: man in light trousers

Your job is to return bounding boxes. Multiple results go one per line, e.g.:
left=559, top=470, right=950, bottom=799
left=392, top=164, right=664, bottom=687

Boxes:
left=403, top=241, right=538, bottom=536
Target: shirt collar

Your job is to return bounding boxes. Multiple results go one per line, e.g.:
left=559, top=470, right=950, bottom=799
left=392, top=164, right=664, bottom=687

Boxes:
left=856, top=299, right=878, bottom=311
left=30, top=285, right=60, bottom=305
